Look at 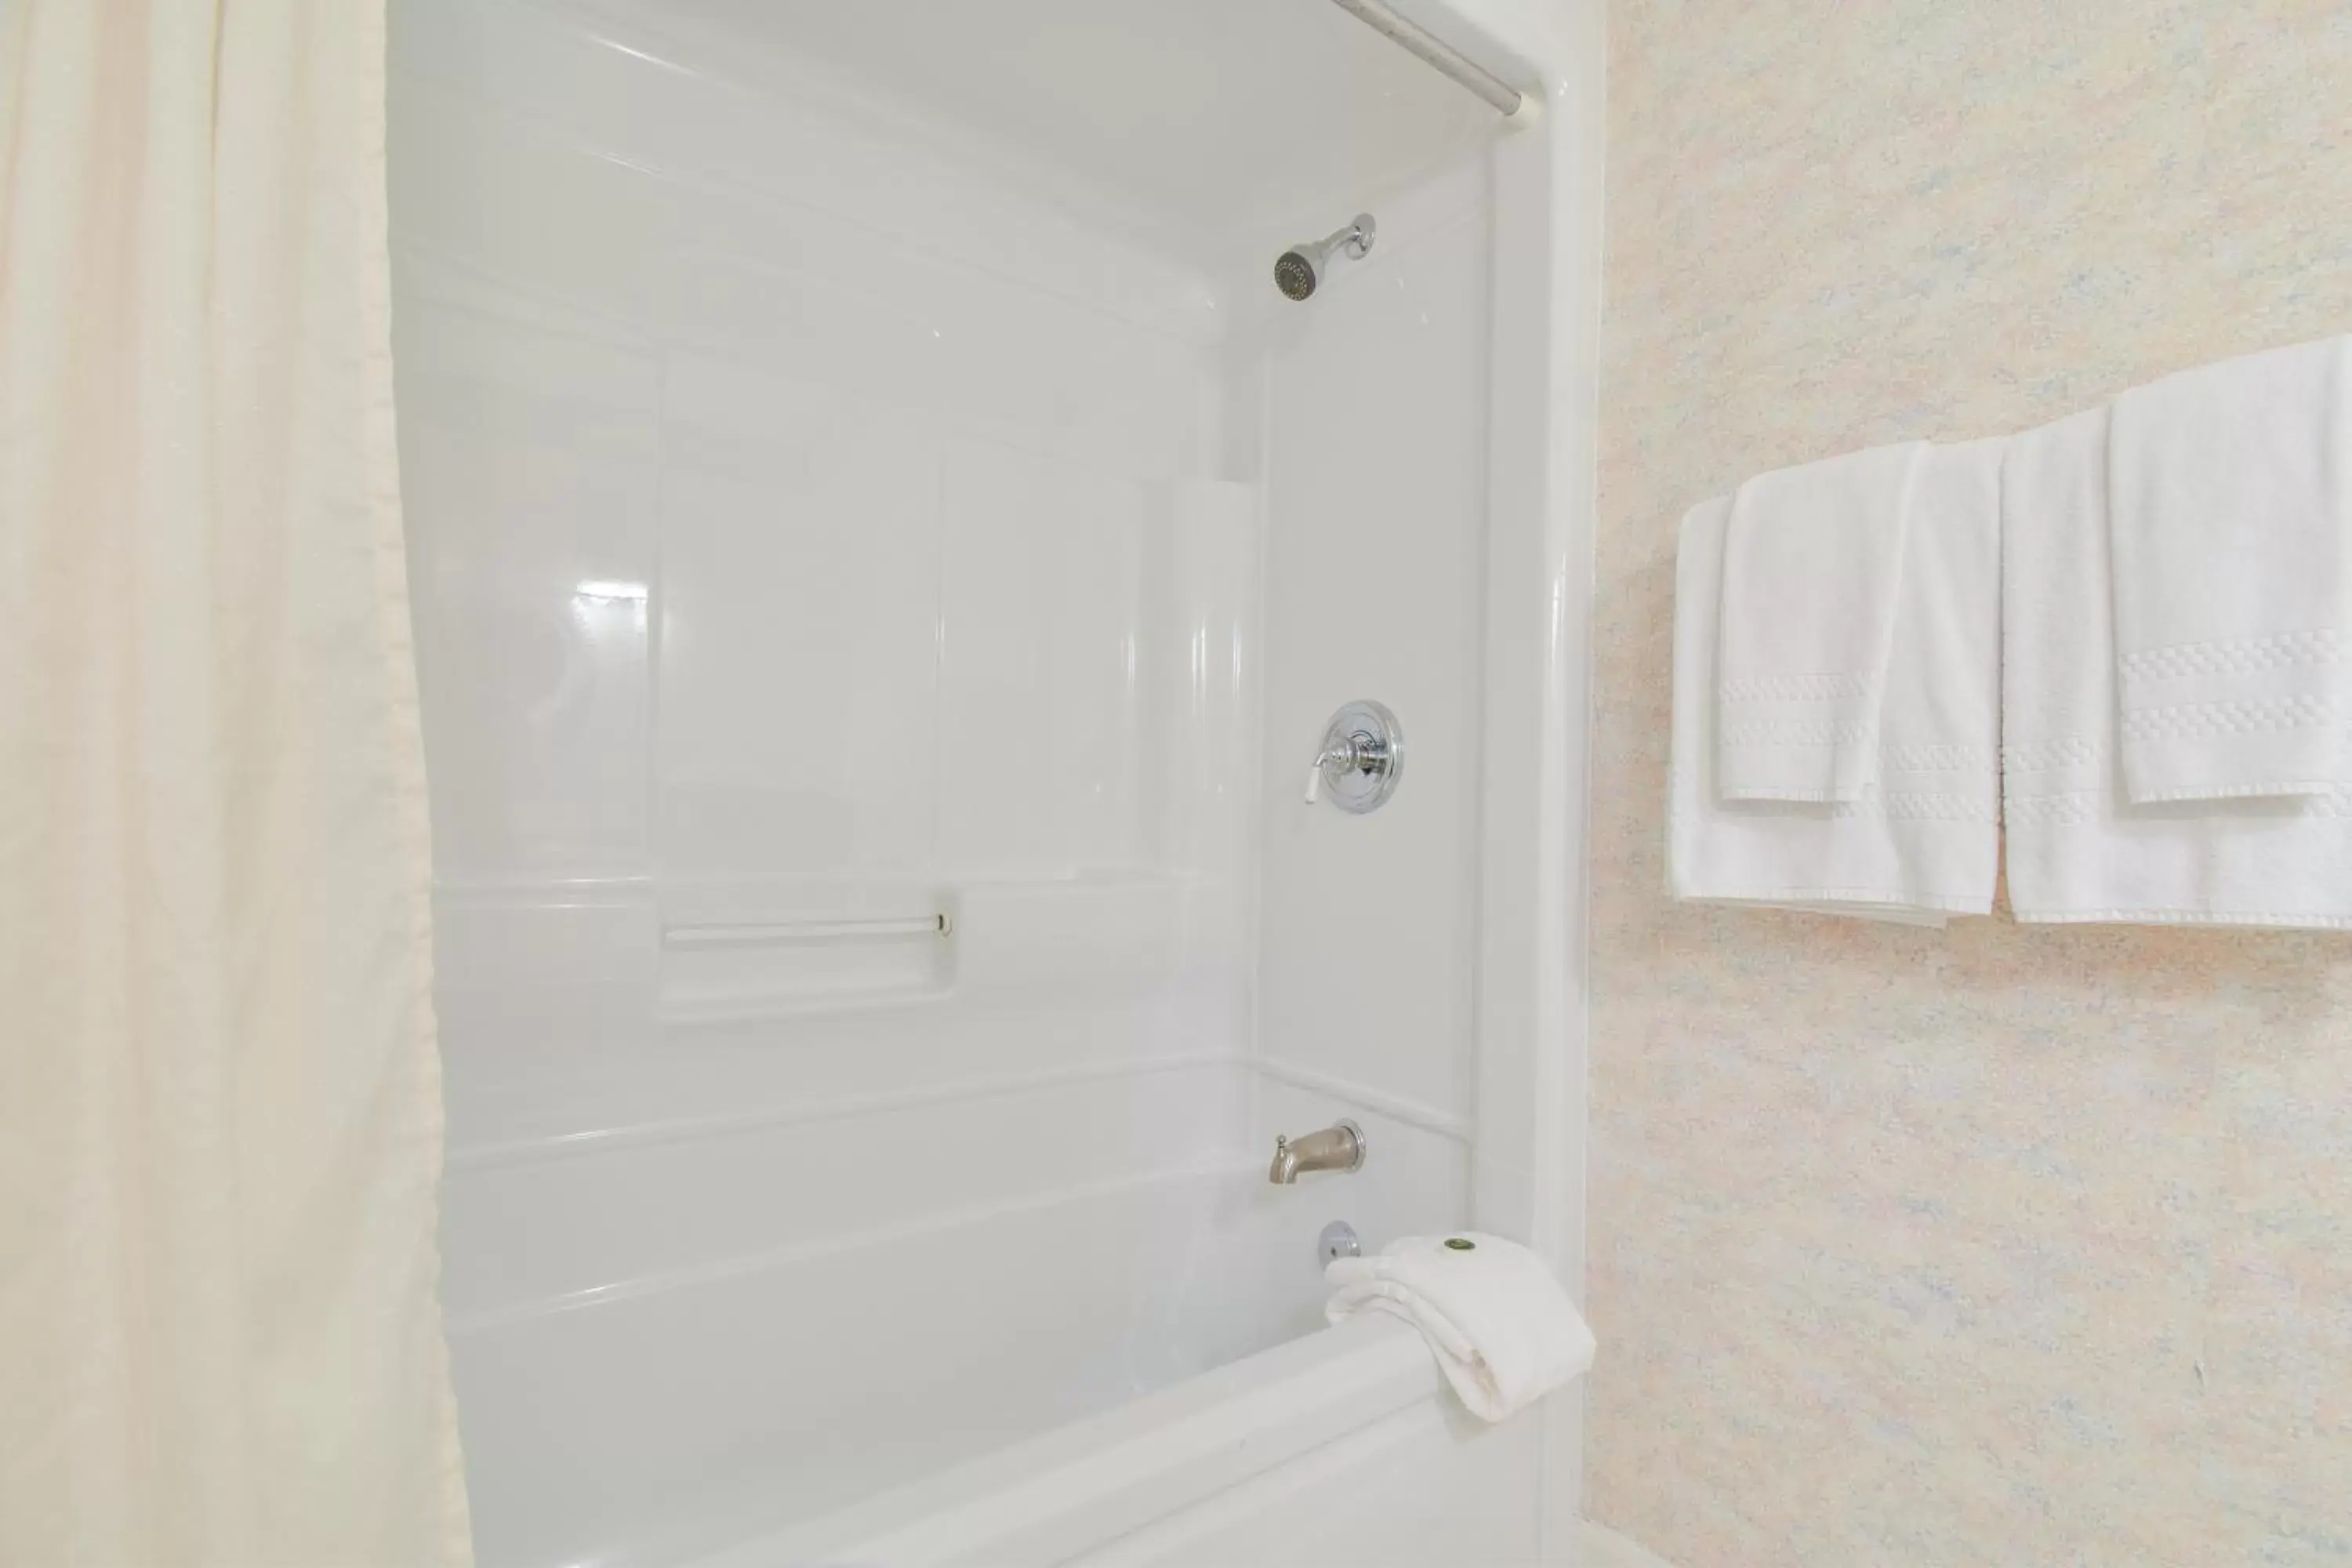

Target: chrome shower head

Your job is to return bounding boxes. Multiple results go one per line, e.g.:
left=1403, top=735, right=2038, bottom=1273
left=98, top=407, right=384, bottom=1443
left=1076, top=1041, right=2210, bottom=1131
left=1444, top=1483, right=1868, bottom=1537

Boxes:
left=1274, top=213, right=1377, bottom=302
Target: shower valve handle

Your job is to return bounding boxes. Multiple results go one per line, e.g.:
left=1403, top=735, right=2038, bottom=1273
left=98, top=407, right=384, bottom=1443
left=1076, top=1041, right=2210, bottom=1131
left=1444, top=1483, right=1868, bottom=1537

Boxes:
left=1308, top=705, right=1392, bottom=818
left=1302, top=702, right=1403, bottom=813
left=1304, top=741, right=1361, bottom=804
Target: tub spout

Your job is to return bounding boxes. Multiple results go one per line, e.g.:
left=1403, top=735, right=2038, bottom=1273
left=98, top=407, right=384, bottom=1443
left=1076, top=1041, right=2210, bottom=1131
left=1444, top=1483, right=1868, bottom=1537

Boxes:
left=1267, top=1120, right=1365, bottom=1185
left=1269, top=1139, right=1299, bottom=1185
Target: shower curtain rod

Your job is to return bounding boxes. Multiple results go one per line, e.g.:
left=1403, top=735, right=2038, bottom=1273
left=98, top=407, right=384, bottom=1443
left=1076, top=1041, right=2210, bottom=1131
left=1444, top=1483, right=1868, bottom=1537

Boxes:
left=1323, top=0, right=1527, bottom=118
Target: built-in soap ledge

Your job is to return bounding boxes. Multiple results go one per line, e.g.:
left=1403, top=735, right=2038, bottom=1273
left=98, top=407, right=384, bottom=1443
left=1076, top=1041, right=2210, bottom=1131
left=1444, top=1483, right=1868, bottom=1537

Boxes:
left=653, top=870, right=1193, bottom=1023
left=657, top=881, right=959, bottom=1022
left=663, top=912, right=952, bottom=946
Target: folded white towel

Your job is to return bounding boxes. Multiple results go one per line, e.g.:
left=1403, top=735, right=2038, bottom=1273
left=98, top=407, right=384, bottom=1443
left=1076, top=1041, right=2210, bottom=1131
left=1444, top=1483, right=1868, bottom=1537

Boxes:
left=1716, top=441, right=1928, bottom=803
left=2005, top=405, right=2352, bottom=927
left=2108, top=335, right=2352, bottom=803
left=1324, top=1232, right=1595, bottom=1423
left=1670, top=440, right=2002, bottom=925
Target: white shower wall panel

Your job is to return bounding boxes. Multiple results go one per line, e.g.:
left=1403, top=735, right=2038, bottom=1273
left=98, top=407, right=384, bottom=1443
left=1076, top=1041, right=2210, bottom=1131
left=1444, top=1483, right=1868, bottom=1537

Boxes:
left=655, top=385, right=1158, bottom=892
left=391, top=0, right=1226, bottom=907
left=438, top=1062, right=1251, bottom=1323
left=1254, top=158, right=1494, bottom=1130
left=390, top=2, right=1269, bottom=1559
left=652, top=361, right=942, bottom=887
left=931, top=441, right=1149, bottom=877
left=391, top=292, right=663, bottom=880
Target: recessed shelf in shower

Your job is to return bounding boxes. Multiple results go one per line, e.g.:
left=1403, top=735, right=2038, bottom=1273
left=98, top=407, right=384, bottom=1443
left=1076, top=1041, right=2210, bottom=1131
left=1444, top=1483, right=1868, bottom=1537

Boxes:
left=655, top=888, right=959, bottom=1021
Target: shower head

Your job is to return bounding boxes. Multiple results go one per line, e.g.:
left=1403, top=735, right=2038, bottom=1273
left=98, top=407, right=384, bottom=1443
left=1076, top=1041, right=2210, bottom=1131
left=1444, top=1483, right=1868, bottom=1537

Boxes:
left=1274, top=213, right=1377, bottom=302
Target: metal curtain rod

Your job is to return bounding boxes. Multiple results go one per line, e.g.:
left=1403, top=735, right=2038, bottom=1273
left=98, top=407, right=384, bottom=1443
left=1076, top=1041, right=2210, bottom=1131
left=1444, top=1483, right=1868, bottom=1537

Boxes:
left=1323, top=0, right=1526, bottom=118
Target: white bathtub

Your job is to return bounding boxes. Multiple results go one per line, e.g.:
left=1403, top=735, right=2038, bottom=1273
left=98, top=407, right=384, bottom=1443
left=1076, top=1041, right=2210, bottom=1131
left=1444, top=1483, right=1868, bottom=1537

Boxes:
left=725, top=1317, right=1551, bottom=1568
left=441, top=1055, right=1485, bottom=1564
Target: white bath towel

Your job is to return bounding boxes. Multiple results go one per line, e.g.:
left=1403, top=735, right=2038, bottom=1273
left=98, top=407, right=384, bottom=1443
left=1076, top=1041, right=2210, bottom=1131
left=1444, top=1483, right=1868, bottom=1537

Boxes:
left=2108, top=335, right=2352, bottom=803
left=1669, top=439, right=2002, bottom=924
left=1324, top=1233, right=1595, bottom=1423
left=2005, top=405, right=2352, bottom=927
left=1716, top=441, right=1927, bottom=802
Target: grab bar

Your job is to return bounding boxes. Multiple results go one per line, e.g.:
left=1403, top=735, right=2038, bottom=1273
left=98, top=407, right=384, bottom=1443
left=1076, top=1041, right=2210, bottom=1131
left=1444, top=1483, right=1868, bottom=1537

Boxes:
left=662, top=913, right=952, bottom=948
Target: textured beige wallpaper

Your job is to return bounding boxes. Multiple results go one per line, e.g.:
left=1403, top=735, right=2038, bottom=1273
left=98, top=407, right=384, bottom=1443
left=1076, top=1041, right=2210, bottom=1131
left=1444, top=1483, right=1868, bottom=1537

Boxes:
left=1592, top=3, right=2352, bottom=1563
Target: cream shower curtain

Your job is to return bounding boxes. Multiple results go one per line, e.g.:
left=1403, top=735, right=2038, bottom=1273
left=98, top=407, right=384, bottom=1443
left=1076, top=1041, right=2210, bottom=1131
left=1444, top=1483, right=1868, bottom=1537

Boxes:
left=0, top=2, right=470, bottom=1563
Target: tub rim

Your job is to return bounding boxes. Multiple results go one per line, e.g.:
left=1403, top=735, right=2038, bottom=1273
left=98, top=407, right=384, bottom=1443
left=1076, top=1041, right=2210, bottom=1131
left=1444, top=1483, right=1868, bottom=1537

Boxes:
left=691, top=1315, right=1446, bottom=1568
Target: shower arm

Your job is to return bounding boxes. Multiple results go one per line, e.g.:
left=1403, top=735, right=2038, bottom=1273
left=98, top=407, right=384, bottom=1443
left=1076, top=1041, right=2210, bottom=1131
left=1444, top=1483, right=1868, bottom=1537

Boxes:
left=1322, top=0, right=1528, bottom=118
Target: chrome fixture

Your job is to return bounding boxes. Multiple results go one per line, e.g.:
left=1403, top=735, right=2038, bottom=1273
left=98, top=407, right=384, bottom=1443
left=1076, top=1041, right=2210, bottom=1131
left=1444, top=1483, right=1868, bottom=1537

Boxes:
left=1268, top=1120, right=1367, bottom=1184
left=1274, top=214, right=1375, bottom=302
left=1322, top=0, right=1528, bottom=118
left=1319, top=1219, right=1363, bottom=1265
left=1303, top=699, right=1403, bottom=813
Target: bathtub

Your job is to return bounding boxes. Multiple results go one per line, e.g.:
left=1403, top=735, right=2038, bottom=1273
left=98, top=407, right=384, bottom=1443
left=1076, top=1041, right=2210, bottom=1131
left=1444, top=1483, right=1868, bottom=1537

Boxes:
left=440, top=1056, right=1488, bottom=1564
left=726, top=1316, right=1547, bottom=1568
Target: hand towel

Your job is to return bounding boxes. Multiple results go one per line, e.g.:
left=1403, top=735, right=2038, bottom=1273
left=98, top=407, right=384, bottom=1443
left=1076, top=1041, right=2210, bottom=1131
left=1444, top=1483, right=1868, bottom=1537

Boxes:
left=1324, top=1233, right=1595, bottom=1423
left=2108, top=335, right=2352, bottom=802
left=1716, top=441, right=1928, bottom=802
left=2005, top=406, right=2352, bottom=927
left=1670, top=440, right=2003, bottom=924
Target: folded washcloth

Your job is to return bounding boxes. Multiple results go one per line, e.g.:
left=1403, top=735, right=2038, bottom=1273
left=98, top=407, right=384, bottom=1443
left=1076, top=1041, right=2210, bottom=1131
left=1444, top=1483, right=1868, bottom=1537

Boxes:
left=2005, top=405, right=2352, bottom=927
left=1324, top=1232, right=1595, bottom=1423
left=1669, top=440, right=2002, bottom=925
left=1716, top=441, right=1928, bottom=803
left=2108, top=334, right=2352, bottom=803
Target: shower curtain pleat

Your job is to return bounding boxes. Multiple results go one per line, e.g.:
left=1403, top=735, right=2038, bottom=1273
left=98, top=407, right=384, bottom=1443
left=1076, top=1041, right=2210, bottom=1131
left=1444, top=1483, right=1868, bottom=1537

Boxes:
left=0, top=2, right=473, bottom=1563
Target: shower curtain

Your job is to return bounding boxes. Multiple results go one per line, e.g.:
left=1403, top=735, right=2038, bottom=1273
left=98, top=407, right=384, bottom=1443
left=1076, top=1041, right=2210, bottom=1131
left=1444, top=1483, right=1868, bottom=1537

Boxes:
left=0, top=2, right=471, bottom=1563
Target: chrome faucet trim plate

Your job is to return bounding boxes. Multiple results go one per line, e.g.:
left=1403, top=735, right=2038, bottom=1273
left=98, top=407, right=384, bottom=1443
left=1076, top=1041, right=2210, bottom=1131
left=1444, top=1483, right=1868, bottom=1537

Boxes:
left=1302, top=700, right=1403, bottom=813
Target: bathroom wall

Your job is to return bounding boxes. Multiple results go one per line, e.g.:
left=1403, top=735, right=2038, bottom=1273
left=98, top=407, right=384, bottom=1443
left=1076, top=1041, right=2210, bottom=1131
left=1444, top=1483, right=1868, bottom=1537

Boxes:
left=1592, top=3, right=2352, bottom=1563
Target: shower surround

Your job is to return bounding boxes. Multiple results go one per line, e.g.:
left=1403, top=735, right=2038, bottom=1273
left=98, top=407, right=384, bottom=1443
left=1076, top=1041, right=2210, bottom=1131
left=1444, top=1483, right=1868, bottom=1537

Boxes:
left=388, top=0, right=1602, bottom=1561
